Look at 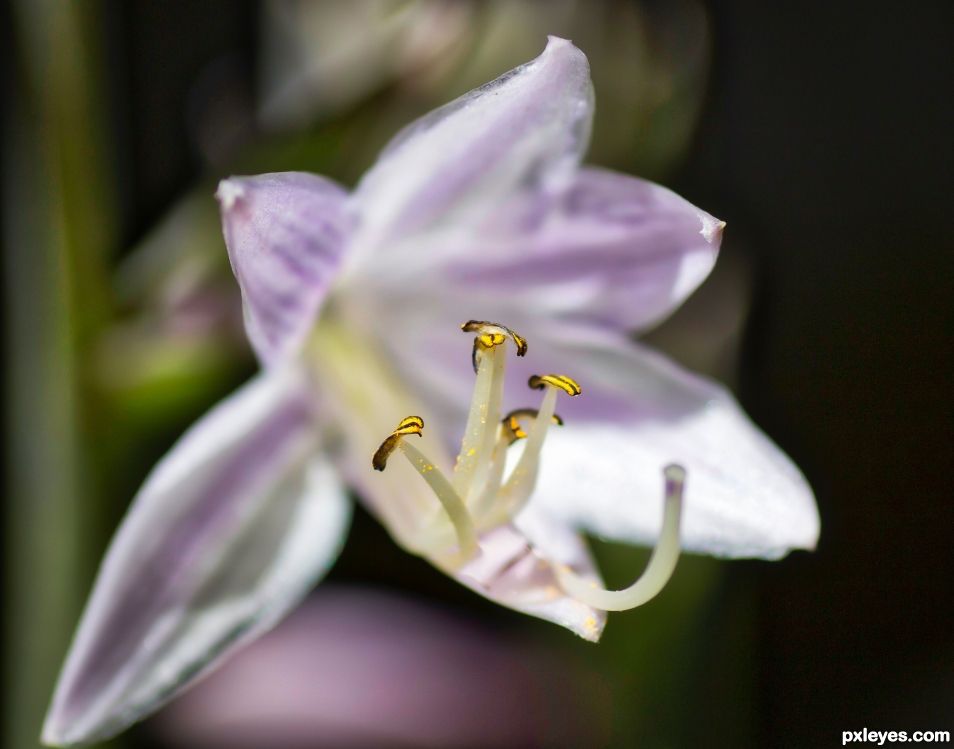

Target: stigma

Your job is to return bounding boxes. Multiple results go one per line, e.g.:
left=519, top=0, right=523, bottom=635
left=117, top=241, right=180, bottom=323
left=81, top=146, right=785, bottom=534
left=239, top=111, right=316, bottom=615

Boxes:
left=371, top=320, right=686, bottom=613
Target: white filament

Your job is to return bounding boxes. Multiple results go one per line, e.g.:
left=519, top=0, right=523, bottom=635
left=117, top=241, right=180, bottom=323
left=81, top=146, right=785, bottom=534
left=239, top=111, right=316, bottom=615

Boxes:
left=466, top=345, right=507, bottom=506
left=491, top=386, right=559, bottom=522
left=555, top=465, right=685, bottom=611
left=399, top=441, right=479, bottom=561
left=473, top=430, right=511, bottom=522
left=452, top=344, right=505, bottom=503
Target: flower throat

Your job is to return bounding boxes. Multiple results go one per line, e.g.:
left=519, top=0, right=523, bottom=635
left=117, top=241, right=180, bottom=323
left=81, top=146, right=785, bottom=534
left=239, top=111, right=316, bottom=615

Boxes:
left=372, top=320, right=687, bottom=613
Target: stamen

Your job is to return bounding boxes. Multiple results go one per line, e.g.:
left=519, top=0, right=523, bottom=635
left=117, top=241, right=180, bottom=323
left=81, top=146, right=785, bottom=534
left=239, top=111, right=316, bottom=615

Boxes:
left=490, top=374, right=582, bottom=522
left=472, top=427, right=512, bottom=519
left=472, top=407, right=563, bottom=522
left=399, top=442, right=479, bottom=560
left=453, top=321, right=525, bottom=504
left=528, top=374, right=581, bottom=397
left=555, top=465, right=686, bottom=611
left=462, top=320, right=527, bottom=374
left=502, top=408, right=564, bottom=444
left=373, top=416, right=479, bottom=560
left=372, top=416, right=423, bottom=471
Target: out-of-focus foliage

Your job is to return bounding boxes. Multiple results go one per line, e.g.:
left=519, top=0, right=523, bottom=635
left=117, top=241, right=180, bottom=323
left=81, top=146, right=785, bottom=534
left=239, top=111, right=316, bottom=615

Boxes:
left=259, top=0, right=710, bottom=176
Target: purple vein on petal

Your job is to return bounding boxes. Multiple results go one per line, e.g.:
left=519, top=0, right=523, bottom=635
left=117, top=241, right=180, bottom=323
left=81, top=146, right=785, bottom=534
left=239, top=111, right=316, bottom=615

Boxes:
left=431, top=168, right=722, bottom=335
left=350, top=37, right=594, bottom=249
left=217, top=172, right=354, bottom=367
left=46, top=373, right=318, bottom=736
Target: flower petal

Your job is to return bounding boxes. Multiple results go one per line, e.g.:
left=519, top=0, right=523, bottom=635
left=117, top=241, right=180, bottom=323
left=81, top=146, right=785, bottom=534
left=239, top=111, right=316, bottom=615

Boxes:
left=451, top=167, right=723, bottom=332
left=43, top=370, right=351, bottom=746
left=348, top=167, right=721, bottom=337
left=217, top=172, right=353, bottom=367
left=523, top=333, right=820, bottom=560
left=445, top=518, right=606, bottom=642
left=348, top=36, right=593, bottom=253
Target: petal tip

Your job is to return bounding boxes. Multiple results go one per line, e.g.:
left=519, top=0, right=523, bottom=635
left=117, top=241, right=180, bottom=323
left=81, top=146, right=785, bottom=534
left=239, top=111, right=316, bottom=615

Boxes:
left=545, top=34, right=573, bottom=48
left=577, top=617, right=605, bottom=643
left=40, top=710, right=81, bottom=748
left=40, top=681, right=81, bottom=747
left=542, top=35, right=588, bottom=69
left=215, top=178, right=247, bottom=212
left=784, top=474, right=821, bottom=555
left=800, top=517, right=821, bottom=554
left=698, top=212, right=726, bottom=245
left=40, top=722, right=59, bottom=747
left=215, top=172, right=351, bottom=367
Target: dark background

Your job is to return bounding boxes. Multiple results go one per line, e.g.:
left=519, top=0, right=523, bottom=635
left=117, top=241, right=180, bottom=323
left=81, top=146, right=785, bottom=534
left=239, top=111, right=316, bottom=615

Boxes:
left=4, top=1, right=952, bottom=747
left=697, top=3, right=954, bottom=743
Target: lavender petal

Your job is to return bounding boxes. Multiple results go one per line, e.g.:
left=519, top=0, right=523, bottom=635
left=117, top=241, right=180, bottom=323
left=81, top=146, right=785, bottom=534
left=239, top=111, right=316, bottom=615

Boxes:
left=353, top=168, right=722, bottom=338
left=217, top=172, right=353, bottom=367
left=450, top=167, right=723, bottom=333
left=524, top=335, right=820, bottom=560
left=451, top=519, right=606, bottom=641
left=349, top=36, right=593, bottom=252
left=42, top=369, right=351, bottom=746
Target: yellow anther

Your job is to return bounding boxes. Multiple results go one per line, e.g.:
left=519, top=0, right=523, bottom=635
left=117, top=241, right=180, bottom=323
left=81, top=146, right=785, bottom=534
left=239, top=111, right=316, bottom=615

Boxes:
left=461, top=320, right=528, bottom=373
left=477, top=331, right=507, bottom=349
left=393, top=415, right=424, bottom=437
left=528, top=374, right=582, bottom=397
left=502, top=408, right=565, bottom=444
left=510, top=332, right=528, bottom=357
left=373, top=415, right=424, bottom=471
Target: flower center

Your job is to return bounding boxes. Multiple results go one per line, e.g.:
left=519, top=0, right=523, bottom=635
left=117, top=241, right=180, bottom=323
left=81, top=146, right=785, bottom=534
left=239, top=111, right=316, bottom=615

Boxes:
left=371, top=321, right=688, bottom=612
left=370, top=320, right=570, bottom=565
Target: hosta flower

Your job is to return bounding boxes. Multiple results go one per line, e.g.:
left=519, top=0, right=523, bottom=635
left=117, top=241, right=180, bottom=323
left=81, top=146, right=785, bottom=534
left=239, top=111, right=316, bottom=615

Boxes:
left=43, top=37, right=818, bottom=746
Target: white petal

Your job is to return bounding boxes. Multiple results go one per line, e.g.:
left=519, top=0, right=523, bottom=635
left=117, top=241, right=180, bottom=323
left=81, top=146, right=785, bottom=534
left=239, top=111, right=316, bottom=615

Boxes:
left=43, top=370, right=351, bottom=746
left=448, top=518, right=606, bottom=642
left=347, top=36, right=593, bottom=258
left=526, top=338, right=820, bottom=560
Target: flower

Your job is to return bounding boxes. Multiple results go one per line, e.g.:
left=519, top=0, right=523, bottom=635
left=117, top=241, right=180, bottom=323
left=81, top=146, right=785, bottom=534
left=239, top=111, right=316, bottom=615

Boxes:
left=42, top=37, right=818, bottom=747
left=156, top=585, right=611, bottom=749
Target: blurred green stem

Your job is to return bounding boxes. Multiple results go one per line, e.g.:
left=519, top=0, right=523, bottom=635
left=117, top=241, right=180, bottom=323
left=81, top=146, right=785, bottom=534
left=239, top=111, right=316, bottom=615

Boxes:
left=4, top=1, right=116, bottom=747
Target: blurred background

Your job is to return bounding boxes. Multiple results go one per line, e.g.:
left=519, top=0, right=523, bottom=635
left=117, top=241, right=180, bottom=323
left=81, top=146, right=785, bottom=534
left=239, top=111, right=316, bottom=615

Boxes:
left=3, top=1, right=952, bottom=747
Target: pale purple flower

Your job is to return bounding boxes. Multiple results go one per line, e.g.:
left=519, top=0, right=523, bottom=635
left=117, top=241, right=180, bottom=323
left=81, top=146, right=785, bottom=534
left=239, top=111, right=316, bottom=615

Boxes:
left=157, top=585, right=610, bottom=749
left=43, top=37, right=818, bottom=746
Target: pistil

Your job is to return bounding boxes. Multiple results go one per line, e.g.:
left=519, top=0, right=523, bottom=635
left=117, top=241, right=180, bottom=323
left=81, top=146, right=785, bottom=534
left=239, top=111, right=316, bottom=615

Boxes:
left=554, top=465, right=685, bottom=611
